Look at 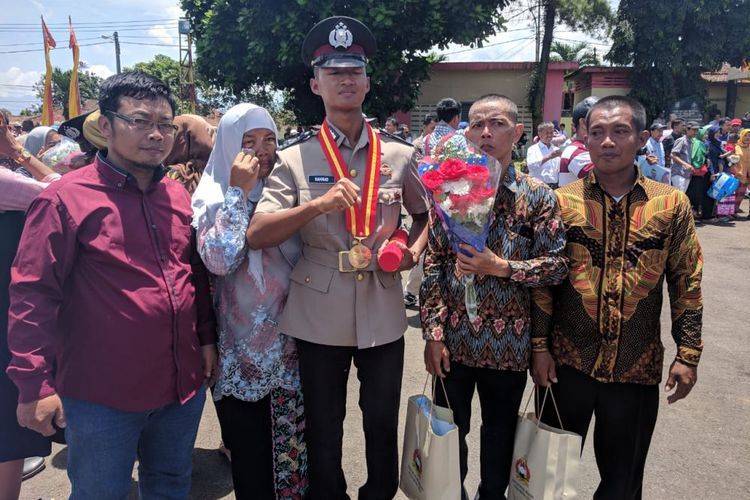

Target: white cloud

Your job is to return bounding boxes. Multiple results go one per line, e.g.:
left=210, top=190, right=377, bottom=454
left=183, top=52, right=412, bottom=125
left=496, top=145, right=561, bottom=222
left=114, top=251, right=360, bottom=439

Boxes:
left=148, top=25, right=177, bottom=45
left=84, top=63, right=115, bottom=79
left=0, top=67, right=41, bottom=98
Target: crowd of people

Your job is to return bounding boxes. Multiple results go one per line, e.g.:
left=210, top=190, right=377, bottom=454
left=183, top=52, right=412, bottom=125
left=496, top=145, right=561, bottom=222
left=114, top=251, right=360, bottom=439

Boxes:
left=525, top=100, right=750, bottom=224
left=0, top=14, right=707, bottom=500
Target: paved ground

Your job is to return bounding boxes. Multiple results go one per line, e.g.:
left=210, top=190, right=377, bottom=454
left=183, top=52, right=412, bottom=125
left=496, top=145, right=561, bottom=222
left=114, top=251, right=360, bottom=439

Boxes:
left=19, top=216, right=750, bottom=499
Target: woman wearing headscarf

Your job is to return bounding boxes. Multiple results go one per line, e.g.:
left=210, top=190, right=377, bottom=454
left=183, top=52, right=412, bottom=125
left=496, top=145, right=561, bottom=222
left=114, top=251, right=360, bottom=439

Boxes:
left=165, top=114, right=215, bottom=194
left=732, top=128, right=750, bottom=216
left=686, top=126, right=709, bottom=218
left=22, top=126, right=60, bottom=158
left=191, top=103, right=306, bottom=499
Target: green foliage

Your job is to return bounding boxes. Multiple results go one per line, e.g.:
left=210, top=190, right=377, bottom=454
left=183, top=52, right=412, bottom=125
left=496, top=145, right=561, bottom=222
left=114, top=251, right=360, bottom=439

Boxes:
left=33, top=68, right=102, bottom=119
left=549, top=41, right=600, bottom=65
left=181, top=0, right=511, bottom=124
left=125, top=54, right=280, bottom=117
left=129, top=55, right=182, bottom=95
left=607, top=0, right=750, bottom=119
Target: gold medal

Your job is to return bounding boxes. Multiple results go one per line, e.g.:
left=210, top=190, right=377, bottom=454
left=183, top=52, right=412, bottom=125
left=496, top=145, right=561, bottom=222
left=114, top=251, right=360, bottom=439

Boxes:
left=348, top=241, right=372, bottom=269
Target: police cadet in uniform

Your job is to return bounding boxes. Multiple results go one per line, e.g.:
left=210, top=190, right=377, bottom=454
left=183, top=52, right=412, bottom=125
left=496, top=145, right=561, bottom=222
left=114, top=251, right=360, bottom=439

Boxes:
left=247, top=16, right=430, bottom=500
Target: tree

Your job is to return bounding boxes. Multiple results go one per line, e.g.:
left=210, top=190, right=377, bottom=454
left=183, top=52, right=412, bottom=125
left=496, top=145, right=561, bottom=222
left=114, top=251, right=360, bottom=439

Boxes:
left=127, top=54, right=288, bottom=118
left=527, top=0, right=613, bottom=129
left=550, top=41, right=599, bottom=66
left=607, top=0, right=750, bottom=120
left=181, top=0, right=512, bottom=124
left=33, top=68, right=102, bottom=120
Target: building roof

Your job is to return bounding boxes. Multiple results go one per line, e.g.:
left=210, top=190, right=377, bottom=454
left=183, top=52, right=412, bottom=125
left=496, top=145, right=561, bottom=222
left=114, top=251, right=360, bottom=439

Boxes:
left=564, top=65, right=631, bottom=80
left=433, top=61, right=579, bottom=72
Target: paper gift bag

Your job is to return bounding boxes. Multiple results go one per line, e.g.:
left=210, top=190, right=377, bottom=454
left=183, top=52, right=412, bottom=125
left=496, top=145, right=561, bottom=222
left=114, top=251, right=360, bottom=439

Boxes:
left=508, top=387, right=582, bottom=500
left=399, top=376, right=461, bottom=500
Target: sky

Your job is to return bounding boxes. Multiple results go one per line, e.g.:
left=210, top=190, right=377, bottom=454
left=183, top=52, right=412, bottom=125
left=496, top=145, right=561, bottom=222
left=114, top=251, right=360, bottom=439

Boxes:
left=0, top=0, right=617, bottom=114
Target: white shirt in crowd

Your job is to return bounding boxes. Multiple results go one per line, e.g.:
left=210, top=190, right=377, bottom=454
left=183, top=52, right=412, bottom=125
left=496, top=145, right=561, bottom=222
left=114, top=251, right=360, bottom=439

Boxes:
left=526, top=141, right=560, bottom=185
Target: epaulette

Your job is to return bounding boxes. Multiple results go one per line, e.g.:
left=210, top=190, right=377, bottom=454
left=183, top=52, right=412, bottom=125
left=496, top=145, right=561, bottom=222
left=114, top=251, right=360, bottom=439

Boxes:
left=279, top=129, right=317, bottom=150
left=378, top=129, right=415, bottom=147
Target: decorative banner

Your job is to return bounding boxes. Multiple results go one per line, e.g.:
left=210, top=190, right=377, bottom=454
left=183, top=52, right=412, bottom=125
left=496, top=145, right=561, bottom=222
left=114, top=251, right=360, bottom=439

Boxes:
left=41, top=16, right=57, bottom=126
left=68, top=16, right=81, bottom=119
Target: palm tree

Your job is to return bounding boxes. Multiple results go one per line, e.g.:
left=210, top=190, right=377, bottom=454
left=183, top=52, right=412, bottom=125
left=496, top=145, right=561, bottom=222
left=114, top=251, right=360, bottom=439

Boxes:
left=550, top=41, right=600, bottom=66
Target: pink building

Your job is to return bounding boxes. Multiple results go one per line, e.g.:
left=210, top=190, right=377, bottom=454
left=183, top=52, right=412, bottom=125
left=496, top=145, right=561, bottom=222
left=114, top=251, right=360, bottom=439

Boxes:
left=403, top=61, right=580, bottom=134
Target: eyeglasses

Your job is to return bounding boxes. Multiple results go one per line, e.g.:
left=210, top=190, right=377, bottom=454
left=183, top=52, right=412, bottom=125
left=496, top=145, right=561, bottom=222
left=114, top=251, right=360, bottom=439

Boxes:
left=106, top=111, right=178, bottom=135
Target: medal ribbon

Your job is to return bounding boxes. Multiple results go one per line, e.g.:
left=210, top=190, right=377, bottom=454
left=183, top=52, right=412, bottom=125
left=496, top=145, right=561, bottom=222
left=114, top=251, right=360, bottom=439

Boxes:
left=318, top=119, right=381, bottom=238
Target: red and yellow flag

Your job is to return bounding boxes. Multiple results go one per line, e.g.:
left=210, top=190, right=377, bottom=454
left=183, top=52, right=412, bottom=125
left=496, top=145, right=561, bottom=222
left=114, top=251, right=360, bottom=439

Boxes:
left=68, top=17, right=81, bottom=119
left=41, top=16, right=56, bottom=126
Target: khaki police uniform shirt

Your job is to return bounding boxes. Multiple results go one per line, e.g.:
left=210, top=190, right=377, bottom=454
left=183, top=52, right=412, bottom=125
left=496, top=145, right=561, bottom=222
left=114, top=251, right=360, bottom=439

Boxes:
left=255, top=122, right=430, bottom=348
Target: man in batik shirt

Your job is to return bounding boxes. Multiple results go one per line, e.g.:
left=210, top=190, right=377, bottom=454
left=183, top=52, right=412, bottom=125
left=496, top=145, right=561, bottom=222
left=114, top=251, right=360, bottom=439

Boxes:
left=532, top=95, right=703, bottom=499
left=421, top=94, right=568, bottom=500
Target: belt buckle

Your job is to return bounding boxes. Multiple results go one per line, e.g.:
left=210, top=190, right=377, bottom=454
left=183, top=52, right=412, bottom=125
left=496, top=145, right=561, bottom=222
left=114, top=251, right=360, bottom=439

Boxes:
left=338, top=251, right=355, bottom=272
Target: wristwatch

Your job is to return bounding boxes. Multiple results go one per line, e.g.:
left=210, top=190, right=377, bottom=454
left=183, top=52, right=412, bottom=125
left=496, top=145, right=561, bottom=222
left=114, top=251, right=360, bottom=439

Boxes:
left=13, top=148, right=32, bottom=165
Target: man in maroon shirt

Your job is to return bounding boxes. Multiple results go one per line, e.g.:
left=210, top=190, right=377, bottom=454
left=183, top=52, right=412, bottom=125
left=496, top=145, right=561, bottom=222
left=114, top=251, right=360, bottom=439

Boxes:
left=6, top=72, right=217, bottom=499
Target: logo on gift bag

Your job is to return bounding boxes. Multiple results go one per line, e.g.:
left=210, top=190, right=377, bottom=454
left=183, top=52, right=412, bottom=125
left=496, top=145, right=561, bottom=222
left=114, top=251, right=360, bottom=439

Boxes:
left=514, top=457, right=531, bottom=485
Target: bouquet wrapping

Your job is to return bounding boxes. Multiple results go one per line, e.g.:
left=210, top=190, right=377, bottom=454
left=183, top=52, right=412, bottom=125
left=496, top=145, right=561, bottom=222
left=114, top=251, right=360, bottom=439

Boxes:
left=419, top=134, right=503, bottom=320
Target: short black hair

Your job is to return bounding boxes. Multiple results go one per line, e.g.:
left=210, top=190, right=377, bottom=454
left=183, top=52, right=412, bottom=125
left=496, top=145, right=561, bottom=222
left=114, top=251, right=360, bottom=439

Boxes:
left=436, top=97, right=461, bottom=123
left=586, top=95, right=647, bottom=133
left=728, top=133, right=740, bottom=142
left=98, top=71, right=176, bottom=117
left=21, top=119, right=34, bottom=132
left=385, top=116, right=398, bottom=127
left=718, top=118, right=728, bottom=127
left=469, top=94, right=518, bottom=124
left=572, top=96, right=599, bottom=128
left=422, top=113, right=436, bottom=126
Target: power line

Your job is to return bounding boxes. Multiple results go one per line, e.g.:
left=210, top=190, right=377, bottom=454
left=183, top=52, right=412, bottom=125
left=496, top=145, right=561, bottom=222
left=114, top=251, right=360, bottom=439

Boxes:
left=440, top=37, right=536, bottom=56
left=0, top=37, right=105, bottom=47
left=0, top=24, right=179, bottom=34
left=120, top=42, right=179, bottom=48
left=0, top=41, right=110, bottom=55
left=0, top=18, right=176, bottom=27
left=554, top=36, right=612, bottom=47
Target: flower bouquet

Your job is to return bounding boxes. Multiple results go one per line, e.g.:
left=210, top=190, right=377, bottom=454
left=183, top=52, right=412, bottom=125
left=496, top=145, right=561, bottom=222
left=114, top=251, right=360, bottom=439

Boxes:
left=419, top=134, right=503, bottom=320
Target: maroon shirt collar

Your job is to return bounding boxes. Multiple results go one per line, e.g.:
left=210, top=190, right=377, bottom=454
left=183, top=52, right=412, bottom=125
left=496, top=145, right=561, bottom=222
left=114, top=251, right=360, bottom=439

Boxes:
left=95, top=151, right=166, bottom=190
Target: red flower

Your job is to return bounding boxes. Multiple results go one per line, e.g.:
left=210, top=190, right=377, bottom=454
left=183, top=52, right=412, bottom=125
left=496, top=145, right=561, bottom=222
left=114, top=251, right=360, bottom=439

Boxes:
left=438, top=158, right=469, bottom=180
left=467, top=165, right=490, bottom=186
left=468, top=187, right=496, bottom=204
left=448, top=193, right=472, bottom=215
left=421, top=169, right=445, bottom=191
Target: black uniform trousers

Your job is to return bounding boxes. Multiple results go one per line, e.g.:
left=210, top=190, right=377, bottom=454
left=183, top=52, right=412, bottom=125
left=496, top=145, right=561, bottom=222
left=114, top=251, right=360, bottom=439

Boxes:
left=539, top=365, right=659, bottom=500
left=296, top=337, right=404, bottom=500
left=214, top=394, right=274, bottom=500
left=433, top=362, right=527, bottom=500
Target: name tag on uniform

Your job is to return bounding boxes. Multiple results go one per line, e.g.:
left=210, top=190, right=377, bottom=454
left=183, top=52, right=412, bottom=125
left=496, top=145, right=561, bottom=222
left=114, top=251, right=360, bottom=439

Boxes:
left=308, top=175, right=335, bottom=184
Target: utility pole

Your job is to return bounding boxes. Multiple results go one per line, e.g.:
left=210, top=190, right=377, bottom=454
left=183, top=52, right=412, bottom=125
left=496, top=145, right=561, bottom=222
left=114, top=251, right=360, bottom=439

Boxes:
left=530, top=2, right=541, bottom=63
left=178, top=19, right=197, bottom=113
left=114, top=31, right=121, bottom=74
left=102, top=32, right=121, bottom=74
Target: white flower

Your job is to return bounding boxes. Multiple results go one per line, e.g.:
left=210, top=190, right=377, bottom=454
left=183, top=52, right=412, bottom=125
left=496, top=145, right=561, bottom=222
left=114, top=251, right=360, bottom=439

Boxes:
left=440, top=198, right=453, bottom=212
left=467, top=199, right=493, bottom=223
left=442, top=179, right=471, bottom=195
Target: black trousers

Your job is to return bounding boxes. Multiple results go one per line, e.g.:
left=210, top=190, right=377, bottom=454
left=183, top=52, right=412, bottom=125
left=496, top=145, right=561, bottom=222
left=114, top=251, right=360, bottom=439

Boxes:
left=539, top=366, right=659, bottom=500
left=214, top=395, right=274, bottom=500
left=296, top=337, right=404, bottom=500
left=687, top=174, right=715, bottom=219
left=433, top=363, right=527, bottom=500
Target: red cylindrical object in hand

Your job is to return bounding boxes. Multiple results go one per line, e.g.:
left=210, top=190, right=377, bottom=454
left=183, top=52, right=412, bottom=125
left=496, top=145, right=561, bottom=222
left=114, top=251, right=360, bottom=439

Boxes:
left=378, top=229, right=410, bottom=272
